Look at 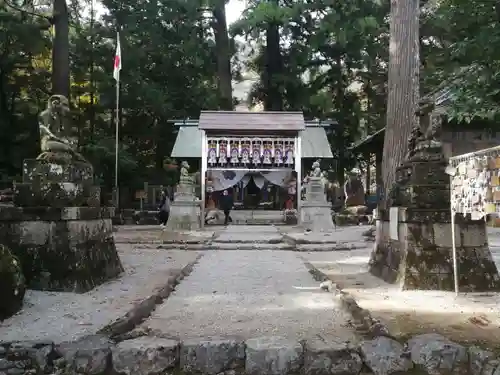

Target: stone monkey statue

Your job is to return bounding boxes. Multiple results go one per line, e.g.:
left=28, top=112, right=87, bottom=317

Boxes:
left=37, top=95, right=91, bottom=166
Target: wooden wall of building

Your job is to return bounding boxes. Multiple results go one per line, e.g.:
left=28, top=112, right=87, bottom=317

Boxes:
left=442, top=130, right=500, bottom=158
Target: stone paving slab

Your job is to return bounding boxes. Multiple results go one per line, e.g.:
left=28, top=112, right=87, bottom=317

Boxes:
left=161, top=230, right=216, bottom=244
left=213, top=225, right=284, bottom=243
left=0, top=247, right=200, bottom=342
left=142, top=250, right=357, bottom=342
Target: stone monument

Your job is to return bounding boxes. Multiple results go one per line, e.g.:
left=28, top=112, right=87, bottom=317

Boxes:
left=369, top=108, right=500, bottom=291
left=165, top=161, right=201, bottom=231
left=0, top=95, right=123, bottom=293
left=301, top=160, right=336, bottom=231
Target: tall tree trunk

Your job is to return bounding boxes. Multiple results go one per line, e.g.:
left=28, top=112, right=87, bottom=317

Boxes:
left=335, top=55, right=345, bottom=187
left=52, top=0, right=70, bottom=99
left=264, top=0, right=283, bottom=111
left=212, top=0, right=233, bottom=110
left=89, top=0, right=95, bottom=139
left=381, top=0, right=420, bottom=202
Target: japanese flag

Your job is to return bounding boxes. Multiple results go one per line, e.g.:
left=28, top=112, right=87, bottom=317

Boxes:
left=113, top=32, right=121, bottom=81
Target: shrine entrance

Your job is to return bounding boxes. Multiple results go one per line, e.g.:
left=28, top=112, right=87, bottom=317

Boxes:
left=199, top=111, right=304, bottom=227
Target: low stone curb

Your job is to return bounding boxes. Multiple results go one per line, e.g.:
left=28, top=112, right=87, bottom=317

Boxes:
left=211, top=238, right=284, bottom=244
left=97, top=254, right=203, bottom=339
left=301, top=259, right=391, bottom=338
left=283, top=234, right=368, bottom=250
left=2, top=331, right=497, bottom=375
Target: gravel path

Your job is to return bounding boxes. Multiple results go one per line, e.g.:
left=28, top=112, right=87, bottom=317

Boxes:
left=0, top=247, right=199, bottom=342
left=301, top=230, right=500, bottom=345
left=143, top=249, right=357, bottom=341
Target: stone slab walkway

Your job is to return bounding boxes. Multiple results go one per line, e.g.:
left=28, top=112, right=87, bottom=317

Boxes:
left=142, top=248, right=357, bottom=342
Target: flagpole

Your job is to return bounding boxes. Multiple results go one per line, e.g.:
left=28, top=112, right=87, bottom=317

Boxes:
left=114, top=30, right=121, bottom=209
left=114, top=73, right=120, bottom=208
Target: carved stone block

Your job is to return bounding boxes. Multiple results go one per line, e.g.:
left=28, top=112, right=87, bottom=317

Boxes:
left=410, top=162, right=449, bottom=185
left=406, top=185, right=450, bottom=209
left=23, top=159, right=93, bottom=184
left=14, top=182, right=100, bottom=208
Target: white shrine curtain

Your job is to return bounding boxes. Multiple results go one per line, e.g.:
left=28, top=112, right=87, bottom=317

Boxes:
left=260, top=171, right=292, bottom=188
left=208, top=170, right=247, bottom=192
left=253, top=175, right=266, bottom=189
left=241, top=175, right=252, bottom=188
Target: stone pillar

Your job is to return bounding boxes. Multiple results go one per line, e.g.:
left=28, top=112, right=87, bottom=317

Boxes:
left=301, top=177, right=335, bottom=232
left=166, top=178, right=201, bottom=231
left=375, top=149, right=382, bottom=194
left=369, top=141, right=500, bottom=291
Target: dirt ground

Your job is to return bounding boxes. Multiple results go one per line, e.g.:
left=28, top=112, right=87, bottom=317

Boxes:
left=303, top=246, right=500, bottom=349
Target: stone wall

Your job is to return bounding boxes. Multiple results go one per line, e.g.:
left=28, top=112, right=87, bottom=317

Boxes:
left=0, top=206, right=123, bottom=293
left=2, top=331, right=498, bottom=375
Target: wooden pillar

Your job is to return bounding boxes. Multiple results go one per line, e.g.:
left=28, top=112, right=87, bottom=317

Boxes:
left=295, top=133, right=302, bottom=224
left=200, top=131, right=207, bottom=229
left=364, top=151, right=371, bottom=194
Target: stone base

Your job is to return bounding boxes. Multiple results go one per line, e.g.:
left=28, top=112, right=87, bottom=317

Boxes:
left=0, top=206, right=123, bottom=293
left=166, top=201, right=201, bottom=231
left=284, top=209, right=298, bottom=225
left=334, top=214, right=372, bottom=226
left=369, top=208, right=500, bottom=292
left=14, top=182, right=100, bottom=208
left=15, top=158, right=100, bottom=207
left=301, top=203, right=335, bottom=232
left=23, top=158, right=94, bottom=183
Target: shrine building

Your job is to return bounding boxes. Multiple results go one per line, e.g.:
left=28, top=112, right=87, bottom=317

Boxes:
left=170, top=111, right=334, bottom=216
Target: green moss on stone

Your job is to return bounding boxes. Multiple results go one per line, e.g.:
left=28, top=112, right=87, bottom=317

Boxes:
left=0, top=244, right=26, bottom=320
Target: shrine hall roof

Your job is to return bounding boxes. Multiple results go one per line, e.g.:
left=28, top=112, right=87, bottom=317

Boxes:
left=198, top=111, right=306, bottom=131
left=171, top=124, right=333, bottom=159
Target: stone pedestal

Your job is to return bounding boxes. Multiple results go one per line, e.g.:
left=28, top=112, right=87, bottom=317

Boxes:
left=166, top=180, right=201, bottom=231
left=369, top=141, right=500, bottom=291
left=0, top=206, right=123, bottom=293
left=301, top=177, right=335, bottom=232
left=14, top=159, right=100, bottom=207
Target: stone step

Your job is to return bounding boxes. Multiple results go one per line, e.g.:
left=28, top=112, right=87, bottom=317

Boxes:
left=154, top=242, right=368, bottom=251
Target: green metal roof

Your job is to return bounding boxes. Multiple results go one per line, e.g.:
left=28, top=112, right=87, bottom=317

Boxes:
left=171, top=123, right=334, bottom=159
